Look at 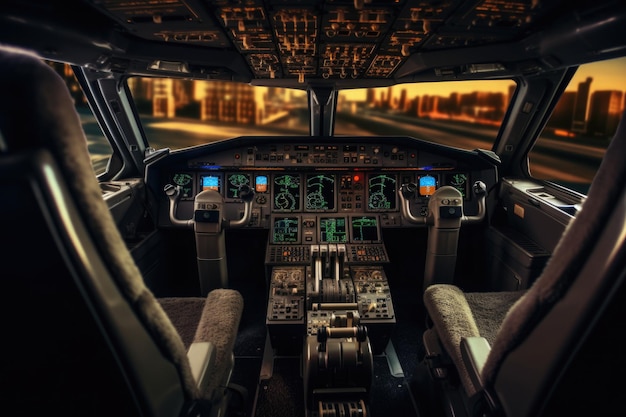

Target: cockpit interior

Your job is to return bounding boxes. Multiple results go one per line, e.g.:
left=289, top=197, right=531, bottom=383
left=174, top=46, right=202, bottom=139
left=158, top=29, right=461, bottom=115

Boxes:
left=1, top=1, right=626, bottom=417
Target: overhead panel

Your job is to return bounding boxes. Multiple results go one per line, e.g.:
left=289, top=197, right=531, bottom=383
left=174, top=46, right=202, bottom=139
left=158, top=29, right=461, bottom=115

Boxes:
left=386, top=0, right=458, bottom=56
left=94, top=0, right=231, bottom=46
left=319, top=6, right=392, bottom=80
left=215, top=4, right=281, bottom=78
left=272, top=7, right=319, bottom=81
left=424, top=0, right=543, bottom=49
left=86, top=0, right=558, bottom=82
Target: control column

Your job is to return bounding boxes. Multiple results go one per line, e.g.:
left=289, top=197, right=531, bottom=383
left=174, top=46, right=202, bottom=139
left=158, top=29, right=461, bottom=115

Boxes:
left=398, top=181, right=486, bottom=290
left=165, top=183, right=254, bottom=296
left=193, top=190, right=228, bottom=295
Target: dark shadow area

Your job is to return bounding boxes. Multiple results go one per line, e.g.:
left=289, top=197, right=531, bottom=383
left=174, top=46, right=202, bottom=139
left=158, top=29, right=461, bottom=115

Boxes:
left=255, top=357, right=305, bottom=417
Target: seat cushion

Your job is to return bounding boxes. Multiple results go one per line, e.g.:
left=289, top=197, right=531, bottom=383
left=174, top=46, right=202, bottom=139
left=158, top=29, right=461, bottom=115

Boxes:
left=465, top=290, right=526, bottom=346
left=424, top=284, right=524, bottom=396
left=158, top=297, right=206, bottom=349
left=159, top=289, right=244, bottom=399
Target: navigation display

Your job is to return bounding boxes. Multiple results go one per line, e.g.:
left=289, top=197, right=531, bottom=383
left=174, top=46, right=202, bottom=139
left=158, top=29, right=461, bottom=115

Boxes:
left=171, top=172, right=194, bottom=199
left=226, top=173, right=251, bottom=199
left=446, top=173, right=468, bottom=198
left=272, top=174, right=301, bottom=211
left=367, top=173, right=397, bottom=211
left=350, top=216, right=380, bottom=243
left=319, top=216, right=348, bottom=243
left=271, top=216, right=300, bottom=244
left=305, top=173, right=336, bottom=212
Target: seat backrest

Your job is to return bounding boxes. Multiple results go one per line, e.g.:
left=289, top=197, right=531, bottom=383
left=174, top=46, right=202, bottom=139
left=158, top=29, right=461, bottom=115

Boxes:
left=482, top=107, right=626, bottom=415
left=0, top=45, right=200, bottom=415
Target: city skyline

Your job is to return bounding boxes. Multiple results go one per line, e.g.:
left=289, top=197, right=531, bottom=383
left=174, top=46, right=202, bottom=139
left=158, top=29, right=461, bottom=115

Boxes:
left=51, top=55, right=626, bottom=103
left=50, top=55, right=626, bottom=138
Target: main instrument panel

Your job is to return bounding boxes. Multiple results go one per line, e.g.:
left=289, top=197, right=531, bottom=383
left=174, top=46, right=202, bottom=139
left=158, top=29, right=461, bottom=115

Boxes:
left=145, top=135, right=497, bottom=356
left=146, top=136, right=499, bottom=233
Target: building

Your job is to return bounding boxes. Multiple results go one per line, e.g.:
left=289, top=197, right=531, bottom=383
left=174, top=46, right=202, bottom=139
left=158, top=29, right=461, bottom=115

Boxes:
left=571, top=76, right=592, bottom=133
left=587, top=90, right=624, bottom=137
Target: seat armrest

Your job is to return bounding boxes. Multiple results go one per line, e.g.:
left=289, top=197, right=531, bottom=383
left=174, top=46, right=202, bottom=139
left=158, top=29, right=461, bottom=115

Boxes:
left=461, top=336, right=491, bottom=391
left=187, top=342, right=217, bottom=392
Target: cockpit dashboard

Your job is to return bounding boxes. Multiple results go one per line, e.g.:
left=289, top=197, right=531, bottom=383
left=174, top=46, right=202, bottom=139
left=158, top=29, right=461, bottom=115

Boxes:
left=146, top=135, right=499, bottom=240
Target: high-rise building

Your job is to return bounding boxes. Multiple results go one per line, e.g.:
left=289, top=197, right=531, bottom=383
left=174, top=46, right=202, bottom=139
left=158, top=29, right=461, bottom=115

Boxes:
left=587, top=90, right=624, bottom=137
left=398, top=89, right=407, bottom=111
left=571, top=77, right=592, bottom=133
left=366, top=88, right=376, bottom=107
left=547, top=91, right=576, bottom=131
left=153, top=79, right=174, bottom=118
left=201, top=81, right=257, bottom=124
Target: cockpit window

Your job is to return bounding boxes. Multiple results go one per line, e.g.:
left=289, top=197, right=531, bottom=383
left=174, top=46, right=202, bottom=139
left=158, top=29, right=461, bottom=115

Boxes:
left=335, top=80, right=516, bottom=149
left=128, top=78, right=515, bottom=152
left=128, top=78, right=308, bottom=149
left=528, top=56, right=626, bottom=194
left=45, top=61, right=111, bottom=176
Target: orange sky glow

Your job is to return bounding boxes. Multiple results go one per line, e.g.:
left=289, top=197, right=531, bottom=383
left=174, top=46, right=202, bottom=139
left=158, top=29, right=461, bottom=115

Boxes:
left=342, top=55, right=626, bottom=101
left=191, top=56, right=626, bottom=103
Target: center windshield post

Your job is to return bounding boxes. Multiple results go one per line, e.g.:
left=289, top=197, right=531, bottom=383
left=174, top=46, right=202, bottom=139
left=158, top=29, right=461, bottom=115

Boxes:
left=308, top=85, right=337, bottom=137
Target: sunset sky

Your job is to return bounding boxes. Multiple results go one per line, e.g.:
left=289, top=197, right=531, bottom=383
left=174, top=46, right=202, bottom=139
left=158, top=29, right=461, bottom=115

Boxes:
left=566, top=56, right=626, bottom=92
left=191, top=56, right=626, bottom=103
left=341, top=55, right=626, bottom=102
left=341, top=80, right=514, bottom=102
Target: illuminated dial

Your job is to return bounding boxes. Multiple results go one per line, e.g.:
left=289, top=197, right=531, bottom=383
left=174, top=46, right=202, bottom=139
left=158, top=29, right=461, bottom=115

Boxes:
left=449, top=173, right=467, bottom=187
left=228, top=174, right=250, bottom=187
left=172, top=173, right=192, bottom=186
left=172, top=173, right=193, bottom=198
left=227, top=174, right=251, bottom=198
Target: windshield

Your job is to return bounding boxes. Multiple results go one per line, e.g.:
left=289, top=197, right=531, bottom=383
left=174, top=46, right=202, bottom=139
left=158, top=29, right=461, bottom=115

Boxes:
left=128, top=78, right=515, bottom=151
left=336, top=81, right=515, bottom=148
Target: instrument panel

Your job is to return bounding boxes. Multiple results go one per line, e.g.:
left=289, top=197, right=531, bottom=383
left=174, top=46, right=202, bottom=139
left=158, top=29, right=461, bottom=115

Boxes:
left=146, top=136, right=499, bottom=230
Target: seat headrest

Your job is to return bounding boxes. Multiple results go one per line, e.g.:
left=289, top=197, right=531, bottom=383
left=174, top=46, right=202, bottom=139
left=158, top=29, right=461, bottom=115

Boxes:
left=0, top=44, right=201, bottom=399
left=0, top=46, right=89, bottom=157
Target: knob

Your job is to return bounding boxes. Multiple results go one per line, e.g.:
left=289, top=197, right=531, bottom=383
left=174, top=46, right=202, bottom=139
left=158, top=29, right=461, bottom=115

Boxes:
left=238, top=184, right=254, bottom=202
left=473, top=181, right=487, bottom=195
left=400, top=183, right=417, bottom=198
left=164, top=183, right=178, bottom=197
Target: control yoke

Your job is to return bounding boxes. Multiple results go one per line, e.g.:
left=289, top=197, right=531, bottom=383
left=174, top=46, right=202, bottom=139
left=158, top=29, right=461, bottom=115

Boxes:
left=399, top=180, right=487, bottom=225
left=164, top=183, right=193, bottom=228
left=164, top=183, right=255, bottom=230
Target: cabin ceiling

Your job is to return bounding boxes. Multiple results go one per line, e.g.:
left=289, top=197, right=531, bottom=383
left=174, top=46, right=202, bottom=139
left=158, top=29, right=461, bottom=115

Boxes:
left=93, top=0, right=555, bottom=80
